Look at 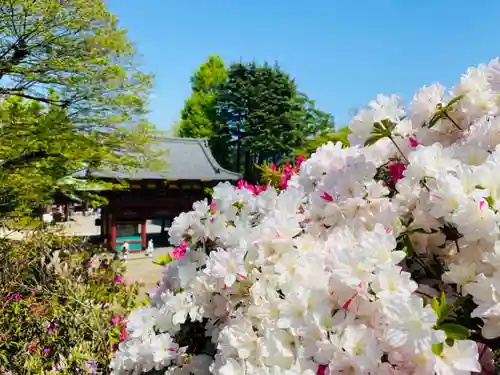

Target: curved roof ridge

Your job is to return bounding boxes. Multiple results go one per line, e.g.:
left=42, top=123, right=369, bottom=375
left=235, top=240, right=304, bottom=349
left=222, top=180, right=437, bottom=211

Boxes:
left=74, top=136, right=241, bottom=181
left=196, top=138, right=240, bottom=178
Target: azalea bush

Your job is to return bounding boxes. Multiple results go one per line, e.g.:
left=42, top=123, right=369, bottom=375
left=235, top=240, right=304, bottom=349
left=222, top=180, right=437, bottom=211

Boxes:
left=0, top=232, right=139, bottom=374
left=258, top=155, right=305, bottom=191
left=110, top=58, right=500, bottom=375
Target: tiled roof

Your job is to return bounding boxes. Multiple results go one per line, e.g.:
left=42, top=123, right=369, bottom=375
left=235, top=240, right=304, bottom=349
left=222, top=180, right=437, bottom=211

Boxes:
left=74, top=137, right=240, bottom=181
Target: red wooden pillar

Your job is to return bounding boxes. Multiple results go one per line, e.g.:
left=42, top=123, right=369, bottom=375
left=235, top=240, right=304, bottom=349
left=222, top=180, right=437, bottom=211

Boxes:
left=141, top=218, right=147, bottom=249
left=111, top=217, right=117, bottom=252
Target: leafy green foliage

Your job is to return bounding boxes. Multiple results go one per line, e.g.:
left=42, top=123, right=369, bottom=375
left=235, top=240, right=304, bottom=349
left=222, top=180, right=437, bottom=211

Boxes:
left=364, top=119, right=395, bottom=147
left=177, top=55, right=228, bottom=139
left=0, top=0, right=152, bottom=127
left=257, top=156, right=304, bottom=191
left=293, top=126, right=350, bottom=158
left=177, top=57, right=335, bottom=181
left=214, top=61, right=334, bottom=181
left=153, top=253, right=174, bottom=266
left=189, top=55, right=229, bottom=94
left=428, top=290, right=471, bottom=352
left=425, top=95, right=465, bottom=129
left=176, top=55, right=230, bottom=166
left=0, top=0, right=164, bottom=220
left=0, top=232, right=139, bottom=374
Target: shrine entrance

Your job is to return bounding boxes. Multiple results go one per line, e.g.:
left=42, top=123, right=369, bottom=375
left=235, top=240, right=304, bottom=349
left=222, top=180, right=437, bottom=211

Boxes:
left=114, top=221, right=145, bottom=252
left=99, top=180, right=208, bottom=252
left=75, top=137, right=241, bottom=253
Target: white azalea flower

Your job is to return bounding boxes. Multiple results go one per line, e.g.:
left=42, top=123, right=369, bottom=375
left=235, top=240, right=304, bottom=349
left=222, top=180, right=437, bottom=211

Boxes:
left=109, top=58, right=500, bottom=375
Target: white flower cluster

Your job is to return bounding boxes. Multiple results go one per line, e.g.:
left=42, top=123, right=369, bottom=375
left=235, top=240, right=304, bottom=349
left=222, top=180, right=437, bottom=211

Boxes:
left=110, top=59, right=500, bottom=375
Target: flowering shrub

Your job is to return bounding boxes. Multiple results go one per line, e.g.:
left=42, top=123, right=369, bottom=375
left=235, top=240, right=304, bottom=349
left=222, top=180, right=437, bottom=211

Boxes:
left=110, top=58, right=500, bottom=375
left=258, top=155, right=305, bottom=191
left=0, top=232, right=139, bottom=374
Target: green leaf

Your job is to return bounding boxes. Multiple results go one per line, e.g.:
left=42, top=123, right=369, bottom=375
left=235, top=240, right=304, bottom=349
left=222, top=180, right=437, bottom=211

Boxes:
left=431, top=297, right=440, bottom=316
left=430, top=290, right=455, bottom=325
left=440, top=291, right=446, bottom=309
left=425, top=95, right=464, bottom=128
left=380, top=119, right=396, bottom=133
left=152, top=254, right=173, bottom=266
left=485, top=196, right=495, bottom=210
left=364, top=133, right=386, bottom=147
left=439, top=323, right=470, bottom=340
left=432, top=342, right=443, bottom=355
left=403, top=236, right=415, bottom=257
left=438, top=304, right=455, bottom=324
left=446, top=94, right=465, bottom=109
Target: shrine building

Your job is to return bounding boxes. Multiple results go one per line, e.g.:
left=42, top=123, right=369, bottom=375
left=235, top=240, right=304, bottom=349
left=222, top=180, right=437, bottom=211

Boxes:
left=78, top=137, right=240, bottom=253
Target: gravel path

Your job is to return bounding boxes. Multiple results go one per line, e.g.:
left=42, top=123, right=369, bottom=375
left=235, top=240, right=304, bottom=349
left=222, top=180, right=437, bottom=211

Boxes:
left=124, top=248, right=171, bottom=299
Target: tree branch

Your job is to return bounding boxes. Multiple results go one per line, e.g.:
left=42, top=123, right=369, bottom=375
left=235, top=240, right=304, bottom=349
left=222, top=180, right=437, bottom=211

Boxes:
left=0, top=90, right=70, bottom=107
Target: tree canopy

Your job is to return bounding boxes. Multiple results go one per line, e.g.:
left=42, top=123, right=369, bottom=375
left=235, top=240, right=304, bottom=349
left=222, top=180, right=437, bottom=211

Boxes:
left=0, top=0, right=152, bottom=126
left=0, top=0, right=161, bottom=219
left=293, top=126, right=351, bottom=158
left=177, top=57, right=336, bottom=182
left=176, top=55, right=229, bottom=165
left=213, top=61, right=334, bottom=181
left=177, top=55, right=227, bottom=139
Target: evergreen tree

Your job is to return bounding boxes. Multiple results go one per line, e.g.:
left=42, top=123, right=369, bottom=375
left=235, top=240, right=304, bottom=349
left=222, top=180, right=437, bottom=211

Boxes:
left=214, top=61, right=334, bottom=181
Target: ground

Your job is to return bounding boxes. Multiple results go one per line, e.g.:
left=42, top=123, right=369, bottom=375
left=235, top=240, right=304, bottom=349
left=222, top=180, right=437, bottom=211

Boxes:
left=124, top=248, right=171, bottom=299
left=62, top=213, right=173, bottom=296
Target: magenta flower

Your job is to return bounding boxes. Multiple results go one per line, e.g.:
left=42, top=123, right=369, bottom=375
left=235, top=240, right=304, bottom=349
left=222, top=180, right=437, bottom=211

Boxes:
left=235, top=179, right=269, bottom=196
left=210, top=200, right=217, bottom=213
left=172, top=240, right=188, bottom=259
left=295, top=155, right=305, bottom=168
left=408, top=136, right=421, bottom=148
left=388, top=161, right=406, bottom=183
left=316, top=365, right=327, bottom=375
left=7, top=294, right=20, bottom=304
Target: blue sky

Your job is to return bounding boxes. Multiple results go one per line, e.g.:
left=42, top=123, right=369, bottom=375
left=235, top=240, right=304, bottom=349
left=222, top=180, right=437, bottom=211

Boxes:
left=107, top=0, right=500, bottom=130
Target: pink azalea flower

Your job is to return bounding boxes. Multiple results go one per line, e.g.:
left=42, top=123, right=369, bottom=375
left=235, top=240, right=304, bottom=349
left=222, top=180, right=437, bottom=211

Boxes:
left=317, top=364, right=327, bottom=375
left=210, top=200, right=217, bottom=213
left=7, top=294, right=20, bottom=304
left=388, top=161, right=406, bottom=183
left=408, top=136, right=421, bottom=148
left=172, top=240, right=188, bottom=259
left=321, top=191, right=334, bottom=202
left=295, top=155, right=305, bottom=168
